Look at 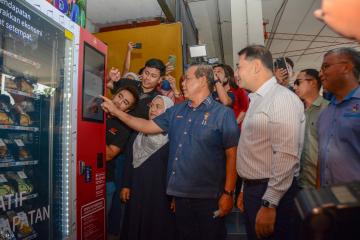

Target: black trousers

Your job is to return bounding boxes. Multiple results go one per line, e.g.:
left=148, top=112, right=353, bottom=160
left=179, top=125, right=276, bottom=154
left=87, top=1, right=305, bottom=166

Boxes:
left=175, top=197, right=227, bottom=240
left=243, top=178, right=299, bottom=240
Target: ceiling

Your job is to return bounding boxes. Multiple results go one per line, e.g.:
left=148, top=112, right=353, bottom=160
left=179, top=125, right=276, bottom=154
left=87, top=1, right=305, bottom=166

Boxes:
left=263, top=0, right=360, bottom=71
left=186, top=0, right=360, bottom=71
left=87, top=0, right=164, bottom=28
left=86, top=0, right=360, bottom=72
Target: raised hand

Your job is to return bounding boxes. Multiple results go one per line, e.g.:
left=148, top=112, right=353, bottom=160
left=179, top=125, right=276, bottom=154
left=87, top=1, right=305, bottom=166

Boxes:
left=128, top=42, right=135, bottom=52
left=165, top=62, right=175, bottom=75
left=100, top=95, right=119, bottom=116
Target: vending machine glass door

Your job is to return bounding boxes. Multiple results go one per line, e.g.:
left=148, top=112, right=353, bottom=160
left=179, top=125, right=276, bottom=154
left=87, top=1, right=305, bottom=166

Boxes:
left=0, top=0, right=74, bottom=239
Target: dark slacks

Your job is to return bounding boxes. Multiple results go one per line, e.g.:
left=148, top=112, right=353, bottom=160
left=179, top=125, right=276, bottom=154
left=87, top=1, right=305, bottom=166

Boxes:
left=175, top=197, right=227, bottom=240
left=243, top=178, right=299, bottom=240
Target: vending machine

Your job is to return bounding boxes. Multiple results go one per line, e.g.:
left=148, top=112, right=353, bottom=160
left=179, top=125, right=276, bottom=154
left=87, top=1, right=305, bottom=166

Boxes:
left=0, top=0, right=107, bottom=239
left=75, top=27, right=107, bottom=240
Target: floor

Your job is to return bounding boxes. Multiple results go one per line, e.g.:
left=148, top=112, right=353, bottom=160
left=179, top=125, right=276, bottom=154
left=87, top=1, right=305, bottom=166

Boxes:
left=225, top=208, right=248, bottom=240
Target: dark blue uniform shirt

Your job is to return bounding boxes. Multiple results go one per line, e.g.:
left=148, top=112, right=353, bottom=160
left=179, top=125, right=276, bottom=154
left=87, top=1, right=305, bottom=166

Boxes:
left=153, top=95, right=240, bottom=198
left=318, top=86, right=360, bottom=186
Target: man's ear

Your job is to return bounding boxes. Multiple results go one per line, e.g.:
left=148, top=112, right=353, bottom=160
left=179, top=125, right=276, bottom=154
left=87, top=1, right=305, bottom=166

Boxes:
left=199, top=76, right=208, bottom=88
left=253, top=59, right=262, bottom=74
left=343, top=62, right=354, bottom=75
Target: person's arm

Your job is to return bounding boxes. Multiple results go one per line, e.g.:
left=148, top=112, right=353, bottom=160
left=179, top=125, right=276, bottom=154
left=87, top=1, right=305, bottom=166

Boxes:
left=236, top=111, right=246, bottom=124
left=236, top=89, right=249, bottom=124
left=263, top=99, right=302, bottom=205
left=167, top=75, right=181, bottom=96
left=121, top=134, right=136, bottom=202
left=255, top=95, right=304, bottom=239
left=218, top=146, right=237, bottom=216
left=122, top=42, right=134, bottom=77
left=224, top=146, right=237, bottom=192
left=106, top=145, right=121, bottom=161
left=214, top=81, right=233, bottom=106
left=218, top=109, right=240, bottom=216
left=274, top=68, right=289, bottom=86
left=101, top=96, right=162, bottom=134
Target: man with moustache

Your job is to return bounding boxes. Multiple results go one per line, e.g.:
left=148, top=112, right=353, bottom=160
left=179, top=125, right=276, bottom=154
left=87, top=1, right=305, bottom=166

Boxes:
left=317, top=48, right=360, bottom=186
left=101, top=64, right=240, bottom=240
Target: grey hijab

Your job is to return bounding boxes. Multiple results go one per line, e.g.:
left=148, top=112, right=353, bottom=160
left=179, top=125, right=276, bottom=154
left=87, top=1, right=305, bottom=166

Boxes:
left=132, top=95, right=174, bottom=168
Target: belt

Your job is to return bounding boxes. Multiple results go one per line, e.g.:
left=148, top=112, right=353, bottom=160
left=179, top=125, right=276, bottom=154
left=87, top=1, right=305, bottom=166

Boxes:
left=243, top=178, right=269, bottom=186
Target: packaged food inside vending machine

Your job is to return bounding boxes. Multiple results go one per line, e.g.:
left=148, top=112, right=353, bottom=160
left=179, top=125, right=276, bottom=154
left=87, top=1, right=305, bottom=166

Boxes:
left=1, top=0, right=107, bottom=239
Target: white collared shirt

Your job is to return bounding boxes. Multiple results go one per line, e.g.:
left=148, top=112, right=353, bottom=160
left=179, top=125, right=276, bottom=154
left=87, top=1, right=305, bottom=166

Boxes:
left=237, top=77, right=305, bottom=205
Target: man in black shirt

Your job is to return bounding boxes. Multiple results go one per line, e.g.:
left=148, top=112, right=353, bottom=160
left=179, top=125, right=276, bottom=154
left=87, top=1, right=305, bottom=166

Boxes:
left=107, top=58, right=166, bottom=119
left=106, top=86, right=139, bottom=215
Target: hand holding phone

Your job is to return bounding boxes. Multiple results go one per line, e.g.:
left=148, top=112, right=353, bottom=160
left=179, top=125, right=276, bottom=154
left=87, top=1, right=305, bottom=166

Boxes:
left=168, top=55, right=176, bottom=67
left=275, top=57, right=287, bottom=71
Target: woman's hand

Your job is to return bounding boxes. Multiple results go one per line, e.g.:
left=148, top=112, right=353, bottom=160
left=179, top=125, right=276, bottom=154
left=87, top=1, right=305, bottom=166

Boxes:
left=120, top=188, right=131, bottom=203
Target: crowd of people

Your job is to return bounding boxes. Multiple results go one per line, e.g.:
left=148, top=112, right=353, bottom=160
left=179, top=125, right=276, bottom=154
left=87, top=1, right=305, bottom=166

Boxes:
left=100, top=1, right=360, bottom=239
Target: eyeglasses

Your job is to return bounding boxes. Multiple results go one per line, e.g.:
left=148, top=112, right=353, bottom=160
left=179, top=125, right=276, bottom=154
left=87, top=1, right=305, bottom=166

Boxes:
left=294, top=78, right=313, bottom=86
left=320, top=61, right=349, bottom=71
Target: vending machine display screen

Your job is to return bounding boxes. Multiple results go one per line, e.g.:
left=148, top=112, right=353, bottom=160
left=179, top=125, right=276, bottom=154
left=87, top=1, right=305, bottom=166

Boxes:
left=82, top=43, right=105, bottom=122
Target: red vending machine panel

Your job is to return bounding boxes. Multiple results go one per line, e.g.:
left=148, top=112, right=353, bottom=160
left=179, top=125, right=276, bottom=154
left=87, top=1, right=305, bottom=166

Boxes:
left=77, top=28, right=107, bottom=240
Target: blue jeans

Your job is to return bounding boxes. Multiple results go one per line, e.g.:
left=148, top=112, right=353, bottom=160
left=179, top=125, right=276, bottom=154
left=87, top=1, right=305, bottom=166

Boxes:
left=108, top=154, right=126, bottom=235
left=106, top=181, right=116, bottom=215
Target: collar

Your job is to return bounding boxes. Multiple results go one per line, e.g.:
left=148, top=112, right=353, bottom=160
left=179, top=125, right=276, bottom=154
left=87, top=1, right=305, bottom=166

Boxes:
left=312, top=96, right=325, bottom=107
left=255, top=77, right=277, bottom=97
left=330, top=85, right=360, bottom=105
left=187, top=95, right=213, bottom=111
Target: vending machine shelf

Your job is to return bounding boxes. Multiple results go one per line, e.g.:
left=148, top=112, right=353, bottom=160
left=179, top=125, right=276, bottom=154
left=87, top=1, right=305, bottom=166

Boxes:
left=0, top=160, right=39, bottom=168
left=4, top=89, right=39, bottom=100
left=0, top=125, right=39, bottom=132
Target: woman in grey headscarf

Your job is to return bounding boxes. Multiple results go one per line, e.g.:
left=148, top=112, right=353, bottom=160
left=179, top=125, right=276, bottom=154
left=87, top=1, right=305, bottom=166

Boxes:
left=120, top=95, right=175, bottom=240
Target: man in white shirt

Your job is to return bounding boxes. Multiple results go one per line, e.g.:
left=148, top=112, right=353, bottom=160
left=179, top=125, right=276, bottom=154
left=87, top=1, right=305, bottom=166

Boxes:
left=235, top=45, right=305, bottom=240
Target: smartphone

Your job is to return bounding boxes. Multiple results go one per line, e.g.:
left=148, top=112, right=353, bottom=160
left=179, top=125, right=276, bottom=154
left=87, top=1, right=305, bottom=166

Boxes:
left=275, top=57, right=287, bottom=70
left=134, top=43, right=142, bottom=49
left=168, top=55, right=176, bottom=67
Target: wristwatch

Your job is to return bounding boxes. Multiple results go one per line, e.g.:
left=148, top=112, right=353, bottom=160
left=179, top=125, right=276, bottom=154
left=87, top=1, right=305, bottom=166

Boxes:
left=223, top=189, right=234, bottom=196
left=261, top=199, right=277, bottom=208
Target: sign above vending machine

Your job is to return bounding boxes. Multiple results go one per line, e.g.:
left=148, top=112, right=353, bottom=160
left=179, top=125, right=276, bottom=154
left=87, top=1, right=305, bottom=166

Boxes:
left=48, top=0, right=86, bottom=28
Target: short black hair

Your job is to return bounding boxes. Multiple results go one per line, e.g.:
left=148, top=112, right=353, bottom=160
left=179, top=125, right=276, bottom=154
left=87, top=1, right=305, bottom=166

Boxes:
left=325, top=47, right=360, bottom=79
left=224, top=65, right=238, bottom=89
left=144, top=58, right=166, bottom=76
left=114, top=85, right=139, bottom=110
left=138, top=67, right=145, bottom=75
left=300, top=68, right=321, bottom=90
left=238, top=45, right=273, bottom=71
